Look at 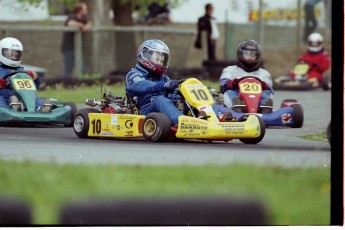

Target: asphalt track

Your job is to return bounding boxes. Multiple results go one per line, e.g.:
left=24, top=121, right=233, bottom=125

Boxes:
left=0, top=90, right=331, bottom=168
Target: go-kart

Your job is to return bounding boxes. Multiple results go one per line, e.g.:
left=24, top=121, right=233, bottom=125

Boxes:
left=219, top=77, right=303, bottom=128
left=73, top=78, right=266, bottom=144
left=274, top=62, right=331, bottom=90
left=0, top=71, right=77, bottom=126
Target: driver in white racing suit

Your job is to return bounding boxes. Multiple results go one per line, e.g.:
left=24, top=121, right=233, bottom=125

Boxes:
left=219, top=39, right=274, bottom=111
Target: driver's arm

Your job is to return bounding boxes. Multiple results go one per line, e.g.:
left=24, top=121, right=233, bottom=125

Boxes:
left=126, top=72, right=165, bottom=95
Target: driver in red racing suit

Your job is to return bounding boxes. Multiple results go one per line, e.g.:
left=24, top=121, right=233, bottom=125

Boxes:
left=294, top=32, right=330, bottom=85
left=0, top=37, right=42, bottom=108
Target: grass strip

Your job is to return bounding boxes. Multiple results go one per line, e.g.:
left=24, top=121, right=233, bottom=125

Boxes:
left=0, top=160, right=330, bottom=225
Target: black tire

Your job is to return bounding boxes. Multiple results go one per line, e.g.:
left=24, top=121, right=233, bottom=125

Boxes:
left=239, top=115, right=266, bottom=144
left=73, top=108, right=100, bottom=138
left=280, top=99, right=298, bottom=108
left=64, top=102, right=78, bottom=127
left=327, top=121, right=331, bottom=146
left=142, top=113, right=171, bottom=142
left=291, top=104, right=304, bottom=128
left=321, top=75, right=331, bottom=91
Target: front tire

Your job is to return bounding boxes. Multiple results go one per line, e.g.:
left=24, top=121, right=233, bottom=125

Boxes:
left=142, top=113, right=171, bottom=142
left=73, top=108, right=100, bottom=138
left=239, top=115, right=266, bottom=144
left=291, top=104, right=304, bottom=128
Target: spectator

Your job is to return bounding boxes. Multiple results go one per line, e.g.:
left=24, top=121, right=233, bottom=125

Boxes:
left=303, top=0, right=322, bottom=42
left=194, top=3, right=220, bottom=60
left=61, top=2, right=92, bottom=78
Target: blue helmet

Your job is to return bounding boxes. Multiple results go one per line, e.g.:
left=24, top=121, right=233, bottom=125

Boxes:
left=137, top=39, right=170, bottom=75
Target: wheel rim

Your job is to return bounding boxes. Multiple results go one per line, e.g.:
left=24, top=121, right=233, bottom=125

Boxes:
left=74, top=116, right=84, bottom=132
left=144, top=119, right=157, bottom=136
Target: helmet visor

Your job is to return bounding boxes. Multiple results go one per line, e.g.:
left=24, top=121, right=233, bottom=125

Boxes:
left=240, top=49, right=259, bottom=63
left=143, top=48, right=169, bottom=67
left=308, top=41, right=322, bottom=47
left=2, top=48, right=22, bottom=61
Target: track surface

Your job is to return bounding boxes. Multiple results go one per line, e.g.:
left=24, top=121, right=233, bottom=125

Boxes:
left=0, top=90, right=331, bottom=168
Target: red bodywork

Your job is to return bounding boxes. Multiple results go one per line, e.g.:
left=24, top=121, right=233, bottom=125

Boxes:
left=238, top=78, right=263, bottom=113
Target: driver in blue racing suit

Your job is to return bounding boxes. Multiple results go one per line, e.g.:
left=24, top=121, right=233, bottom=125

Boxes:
left=125, top=39, right=183, bottom=126
left=126, top=39, right=232, bottom=126
left=0, top=37, right=42, bottom=109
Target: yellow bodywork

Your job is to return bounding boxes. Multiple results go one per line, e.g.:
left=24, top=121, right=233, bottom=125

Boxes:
left=87, top=113, right=145, bottom=138
left=175, top=115, right=261, bottom=140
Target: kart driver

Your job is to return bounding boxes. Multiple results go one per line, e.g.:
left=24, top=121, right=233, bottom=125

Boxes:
left=295, top=32, right=330, bottom=85
left=219, top=39, right=273, bottom=112
left=126, top=39, right=232, bottom=126
left=125, top=39, right=183, bottom=126
left=0, top=37, right=44, bottom=110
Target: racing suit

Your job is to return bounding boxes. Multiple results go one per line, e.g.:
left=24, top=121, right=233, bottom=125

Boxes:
left=0, top=63, right=42, bottom=108
left=125, top=64, right=182, bottom=126
left=297, top=49, right=330, bottom=84
left=219, top=65, right=273, bottom=108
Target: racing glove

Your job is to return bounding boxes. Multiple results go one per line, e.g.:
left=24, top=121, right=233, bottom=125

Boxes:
left=0, top=78, right=6, bottom=88
left=164, top=80, right=179, bottom=92
left=225, top=78, right=240, bottom=90
left=261, top=81, right=269, bottom=90
left=27, top=71, right=38, bottom=80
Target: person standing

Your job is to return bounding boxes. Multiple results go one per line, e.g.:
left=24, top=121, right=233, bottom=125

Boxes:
left=303, top=0, right=322, bottom=42
left=194, top=3, right=220, bottom=60
left=61, top=2, right=92, bottom=78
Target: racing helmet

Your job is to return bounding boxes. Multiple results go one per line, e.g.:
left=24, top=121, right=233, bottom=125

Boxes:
left=307, top=32, right=324, bottom=52
left=0, top=37, right=23, bottom=67
left=237, top=39, right=262, bottom=71
left=137, top=39, right=170, bottom=75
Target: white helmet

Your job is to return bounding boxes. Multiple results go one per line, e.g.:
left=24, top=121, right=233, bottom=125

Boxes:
left=0, top=37, right=23, bottom=67
left=307, top=33, right=323, bottom=53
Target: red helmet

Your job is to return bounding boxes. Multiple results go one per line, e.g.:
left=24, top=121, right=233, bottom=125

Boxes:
left=137, top=39, right=170, bottom=75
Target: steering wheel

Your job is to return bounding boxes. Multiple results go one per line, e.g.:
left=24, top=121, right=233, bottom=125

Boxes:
left=2, top=70, right=30, bottom=80
left=164, top=79, right=186, bottom=97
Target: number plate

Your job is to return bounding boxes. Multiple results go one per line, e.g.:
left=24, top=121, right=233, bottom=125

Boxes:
left=293, top=64, right=309, bottom=75
left=239, top=82, right=262, bottom=94
left=13, top=79, right=36, bottom=90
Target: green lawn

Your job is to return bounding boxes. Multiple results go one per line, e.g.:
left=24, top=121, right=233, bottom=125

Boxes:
left=0, top=160, right=330, bottom=225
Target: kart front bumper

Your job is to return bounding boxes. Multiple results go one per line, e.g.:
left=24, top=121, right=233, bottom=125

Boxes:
left=0, top=106, right=72, bottom=125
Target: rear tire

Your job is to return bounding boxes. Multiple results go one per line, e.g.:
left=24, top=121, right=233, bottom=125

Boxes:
left=73, top=108, right=100, bottom=138
left=291, top=104, right=304, bottom=128
left=239, top=115, right=266, bottom=144
left=322, top=75, right=331, bottom=91
left=64, top=102, right=78, bottom=127
left=142, top=113, right=171, bottom=142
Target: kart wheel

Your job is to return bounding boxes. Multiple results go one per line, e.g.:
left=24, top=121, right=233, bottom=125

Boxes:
left=73, top=108, right=100, bottom=138
left=239, top=115, right=266, bottom=144
left=322, top=75, right=331, bottom=91
left=64, top=102, right=78, bottom=127
left=280, top=99, right=298, bottom=108
left=142, top=113, right=171, bottom=142
left=290, top=104, right=304, bottom=128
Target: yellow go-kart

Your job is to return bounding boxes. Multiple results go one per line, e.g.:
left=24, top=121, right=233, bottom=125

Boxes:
left=73, top=78, right=265, bottom=144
